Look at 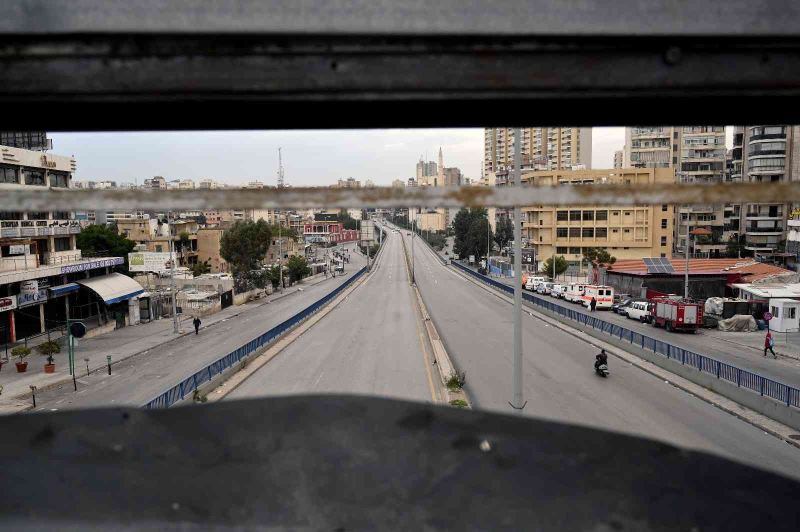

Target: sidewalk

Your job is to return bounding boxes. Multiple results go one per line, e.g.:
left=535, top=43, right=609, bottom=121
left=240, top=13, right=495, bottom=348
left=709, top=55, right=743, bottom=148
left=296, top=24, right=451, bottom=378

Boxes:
left=0, top=272, right=332, bottom=410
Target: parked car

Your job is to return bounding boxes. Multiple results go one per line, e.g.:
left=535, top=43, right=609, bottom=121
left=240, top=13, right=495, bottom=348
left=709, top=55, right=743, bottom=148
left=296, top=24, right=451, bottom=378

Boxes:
left=550, top=284, right=564, bottom=298
left=612, top=298, right=633, bottom=315
left=625, top=301, right=651, bottom=323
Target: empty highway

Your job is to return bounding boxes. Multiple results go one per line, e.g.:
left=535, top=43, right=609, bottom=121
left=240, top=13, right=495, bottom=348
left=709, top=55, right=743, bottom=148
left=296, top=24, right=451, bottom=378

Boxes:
left=227, top=230, right=438, bottom=403
left=397, top=226, right=800, bottom=480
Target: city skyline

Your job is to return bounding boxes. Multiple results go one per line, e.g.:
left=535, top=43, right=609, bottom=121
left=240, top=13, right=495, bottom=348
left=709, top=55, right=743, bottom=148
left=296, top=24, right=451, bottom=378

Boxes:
left=52, top=127, right=630, bottom=187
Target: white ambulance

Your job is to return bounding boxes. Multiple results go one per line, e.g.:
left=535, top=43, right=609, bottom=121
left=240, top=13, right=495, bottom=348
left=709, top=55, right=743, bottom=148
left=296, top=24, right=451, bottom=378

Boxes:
left=580, top=285, right=614, bottom=310
left=564, top=283, right=588, bottom=303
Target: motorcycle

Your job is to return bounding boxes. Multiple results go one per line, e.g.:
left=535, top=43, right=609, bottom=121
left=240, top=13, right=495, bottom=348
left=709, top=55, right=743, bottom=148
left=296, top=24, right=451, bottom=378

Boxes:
left=595, top=363, right=610, bottom=378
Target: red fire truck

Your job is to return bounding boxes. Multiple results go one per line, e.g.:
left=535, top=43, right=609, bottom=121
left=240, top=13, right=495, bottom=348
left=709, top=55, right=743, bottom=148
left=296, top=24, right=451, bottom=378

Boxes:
left=650, top=297, right=703, bottom=333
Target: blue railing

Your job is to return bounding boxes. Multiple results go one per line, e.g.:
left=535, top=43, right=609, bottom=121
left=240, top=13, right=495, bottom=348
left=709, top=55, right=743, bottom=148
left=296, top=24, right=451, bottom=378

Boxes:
left=451, top=260, right=800, bottom=410
left=144, top=267, right=367, bottom=409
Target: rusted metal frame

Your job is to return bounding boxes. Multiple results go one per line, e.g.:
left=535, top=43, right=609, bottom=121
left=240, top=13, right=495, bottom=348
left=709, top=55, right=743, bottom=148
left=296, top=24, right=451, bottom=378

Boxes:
left=0, top=181, right=796, bottom=211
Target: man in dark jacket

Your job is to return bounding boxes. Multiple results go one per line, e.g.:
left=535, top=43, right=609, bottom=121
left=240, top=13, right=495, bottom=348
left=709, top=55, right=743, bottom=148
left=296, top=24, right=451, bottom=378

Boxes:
left=595, top=349, right=608, bottom=371
left=590, top=297, right=597, bottom=312
left=193, top=316, right=201, bottom=335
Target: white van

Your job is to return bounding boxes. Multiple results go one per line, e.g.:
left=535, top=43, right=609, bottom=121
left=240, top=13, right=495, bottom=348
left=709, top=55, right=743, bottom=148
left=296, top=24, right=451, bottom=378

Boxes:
left=525, top=276, right=546, bottom=291
left=564, top=283, right=588, bottom=303
left=580, top=285, right=614, bottom=309
left=537, top=282, right=554, bottom=295
left=550, top=284, right=564, bottom=298
left=625, top=301, right=651, bottom=323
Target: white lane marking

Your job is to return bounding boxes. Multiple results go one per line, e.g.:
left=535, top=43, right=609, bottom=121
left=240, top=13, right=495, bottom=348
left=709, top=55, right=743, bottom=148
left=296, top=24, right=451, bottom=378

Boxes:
left=313, top=371, right=325, bottom=388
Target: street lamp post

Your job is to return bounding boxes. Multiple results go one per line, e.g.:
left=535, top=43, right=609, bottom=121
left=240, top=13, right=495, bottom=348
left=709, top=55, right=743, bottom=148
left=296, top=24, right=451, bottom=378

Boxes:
left=169, top=213, right=179, bottom=334
left=510, top=127, right=525, bottom=412
left=278, top=212, right=283, bottom=292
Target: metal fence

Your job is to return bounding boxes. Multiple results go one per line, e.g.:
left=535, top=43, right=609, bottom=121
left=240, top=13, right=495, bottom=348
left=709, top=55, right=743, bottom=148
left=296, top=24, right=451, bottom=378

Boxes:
left=451, top=260, right=800, bottom=410
left=144, top=266, right=367, bottom=409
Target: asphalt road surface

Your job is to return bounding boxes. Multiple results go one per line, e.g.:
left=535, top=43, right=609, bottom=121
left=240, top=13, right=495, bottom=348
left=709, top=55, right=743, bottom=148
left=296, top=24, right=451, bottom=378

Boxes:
left=397, top=226, right=800, bottom=480
left=227, top=230, right=437, bottom=403
left=28, top=244, right=367, bottom=411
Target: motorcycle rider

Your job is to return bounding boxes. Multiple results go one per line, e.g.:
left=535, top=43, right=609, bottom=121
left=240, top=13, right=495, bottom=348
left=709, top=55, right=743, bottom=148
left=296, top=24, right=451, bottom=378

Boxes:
left=595, top=349, right=608, bottom=372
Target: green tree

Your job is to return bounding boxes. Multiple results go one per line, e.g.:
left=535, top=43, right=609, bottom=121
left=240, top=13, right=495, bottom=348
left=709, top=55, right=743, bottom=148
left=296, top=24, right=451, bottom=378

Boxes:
left=219, top=220, right=272, bottom=274
left=76, top=224, right=136, bottom=273
left=265, top=264, right=283, bottom=288
left=542, top=255, right=569, bottom=278
left=191, top=260, right=211, bottom=277
left=453, top=208, right=492, bottom=260
left=337, top=209, right=360, bottom=230
left=286, top=255, right=311, bottom=283
left=267, top=224, right=300, bottom=242
left=582, top=247, right=617, bottom=268
left=494, top=216, right=513, bottom=250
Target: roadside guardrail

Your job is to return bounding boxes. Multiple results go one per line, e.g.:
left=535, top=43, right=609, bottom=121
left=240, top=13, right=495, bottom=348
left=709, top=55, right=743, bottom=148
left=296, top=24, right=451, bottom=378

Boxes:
left=451, top=260, right=800, bottom=411
left=144, top=266, right=367, bottom=409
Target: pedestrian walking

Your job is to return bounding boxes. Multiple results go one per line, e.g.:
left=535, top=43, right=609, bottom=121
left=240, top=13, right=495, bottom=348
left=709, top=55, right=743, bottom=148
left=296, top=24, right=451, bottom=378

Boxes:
left=764, top=330, right=777, bottom=358
left=590, top=297, right=597, bottom=312
left=193, top=316, right=201, bottom=335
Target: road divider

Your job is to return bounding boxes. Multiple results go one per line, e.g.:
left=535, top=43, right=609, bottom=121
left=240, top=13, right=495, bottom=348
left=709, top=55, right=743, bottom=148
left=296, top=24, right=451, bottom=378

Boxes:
left=144, top=266, right=368, bottom=409
left=451, top=260, right=800, bottom=431
left=399, top=232, right=469, bottom=408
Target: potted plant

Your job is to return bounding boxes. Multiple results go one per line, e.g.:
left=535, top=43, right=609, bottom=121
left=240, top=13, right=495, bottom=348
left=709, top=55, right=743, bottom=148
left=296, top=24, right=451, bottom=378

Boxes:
left=12, top=346, right=31, bottom=373
left=37, top=340, right=60, bottom=373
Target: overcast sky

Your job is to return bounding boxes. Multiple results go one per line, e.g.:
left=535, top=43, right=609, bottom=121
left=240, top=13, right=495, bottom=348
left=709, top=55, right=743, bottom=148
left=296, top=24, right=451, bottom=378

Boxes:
left=51, top=127, right=639, bottom=186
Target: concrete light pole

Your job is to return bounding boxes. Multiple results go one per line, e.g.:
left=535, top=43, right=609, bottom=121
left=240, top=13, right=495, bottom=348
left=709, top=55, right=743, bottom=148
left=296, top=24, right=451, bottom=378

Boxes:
left=169, top=212, right=179, bottom=334
left=510, top=127, right=525, bottom=412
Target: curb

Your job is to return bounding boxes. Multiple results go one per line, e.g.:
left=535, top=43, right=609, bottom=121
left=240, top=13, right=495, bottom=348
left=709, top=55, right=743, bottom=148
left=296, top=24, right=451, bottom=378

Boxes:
left=450, top=263, right=800, bottom=449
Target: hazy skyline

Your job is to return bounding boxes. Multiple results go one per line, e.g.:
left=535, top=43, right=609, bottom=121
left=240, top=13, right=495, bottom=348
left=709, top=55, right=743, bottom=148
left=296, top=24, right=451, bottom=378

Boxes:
left=50, top=127, right=629, bottom=187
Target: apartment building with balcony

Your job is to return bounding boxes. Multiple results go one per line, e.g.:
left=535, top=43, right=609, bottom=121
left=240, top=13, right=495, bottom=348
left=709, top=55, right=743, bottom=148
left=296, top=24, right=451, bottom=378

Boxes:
left=625, top=126, right=730, bottom=257
left=1, top=143, right=138, bottom=343
left=484, top=127, right=592, bottom=176
left=522, top=168, right=675, bottom=271
left=731, top=125, right=800, bottom=256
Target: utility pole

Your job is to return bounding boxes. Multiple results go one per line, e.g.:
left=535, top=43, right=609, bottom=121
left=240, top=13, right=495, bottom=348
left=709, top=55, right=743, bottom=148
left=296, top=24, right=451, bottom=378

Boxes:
left=169, top=213, right=179, bottom=334
left=278, top=212, right=283, bottom=292
left=684, top=215, right=690, bottom=300
left=510, top=127, right=525, bottom=412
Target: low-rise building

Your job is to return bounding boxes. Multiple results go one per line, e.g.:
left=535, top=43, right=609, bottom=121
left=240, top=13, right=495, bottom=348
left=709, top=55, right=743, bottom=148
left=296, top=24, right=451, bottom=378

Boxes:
left=601, top=258, right=797, bottom=300
left=1, top=143, right=139, bottom=342
left=197, top=227, right=229, bottom=273
left=522, top=168, right=675, bottom=271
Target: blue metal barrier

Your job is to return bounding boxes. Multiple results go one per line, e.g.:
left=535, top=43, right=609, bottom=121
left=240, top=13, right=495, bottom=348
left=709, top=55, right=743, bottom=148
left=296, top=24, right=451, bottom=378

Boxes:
left=451, top=260, right=800, bottom=411
left=144, top=267, right=367, bottom=409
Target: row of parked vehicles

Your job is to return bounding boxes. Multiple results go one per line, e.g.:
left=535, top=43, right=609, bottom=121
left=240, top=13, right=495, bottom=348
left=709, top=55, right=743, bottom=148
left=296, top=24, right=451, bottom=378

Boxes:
left=523, top=276, right=615, bottom=310
left=522, top=274, right=702, bottom=333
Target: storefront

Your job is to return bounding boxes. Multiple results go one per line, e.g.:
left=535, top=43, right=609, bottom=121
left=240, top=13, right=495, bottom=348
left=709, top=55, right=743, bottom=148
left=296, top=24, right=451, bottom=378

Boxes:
left=76, top=273, right=145, bottom=328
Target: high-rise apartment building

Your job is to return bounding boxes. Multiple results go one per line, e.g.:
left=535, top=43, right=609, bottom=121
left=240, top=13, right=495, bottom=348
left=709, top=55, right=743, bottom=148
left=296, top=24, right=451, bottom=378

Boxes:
left=415, top=158, right=437, bottom=186
left=522, top=168, right=675, bottom=270
left=625, top=126, right=729, bottom=257
left=483, top=127, right=592, bottom=175
left=731, top=125, right=800, bottom=255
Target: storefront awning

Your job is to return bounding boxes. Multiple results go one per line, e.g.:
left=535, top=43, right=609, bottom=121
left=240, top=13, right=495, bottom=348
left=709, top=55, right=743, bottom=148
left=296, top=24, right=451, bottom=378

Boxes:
left=76, top=273, right=144, bottom=305
left=48, top=283, right=80, bottom=297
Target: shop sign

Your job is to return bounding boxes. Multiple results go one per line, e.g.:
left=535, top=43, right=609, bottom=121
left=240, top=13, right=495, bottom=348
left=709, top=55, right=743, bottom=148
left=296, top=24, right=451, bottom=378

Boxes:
left=128, top=252, right=172, bottom=272
left=61, top=257, right=123, bottom=274
left=8, top=244, right=26, bottom=255
left=0, top=296, right=17, bottom=312
left=18, top=288, right=48, bottom=308
left=789, top=207, right=800, bottom=220
left=20, top=280, right=38, bottom=296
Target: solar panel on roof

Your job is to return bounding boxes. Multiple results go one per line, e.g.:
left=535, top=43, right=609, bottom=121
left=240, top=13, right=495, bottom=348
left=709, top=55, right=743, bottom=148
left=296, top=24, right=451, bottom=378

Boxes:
left=643, top=257, right=675, bottom=274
